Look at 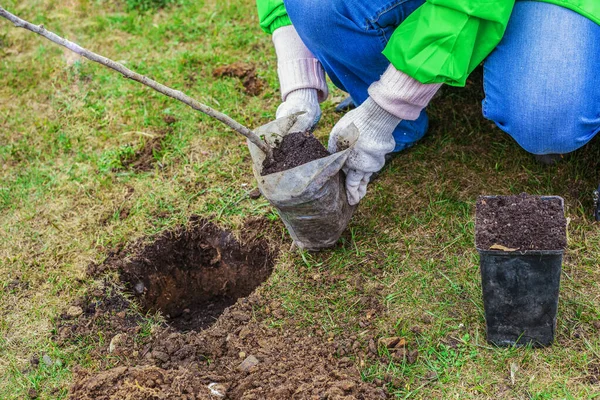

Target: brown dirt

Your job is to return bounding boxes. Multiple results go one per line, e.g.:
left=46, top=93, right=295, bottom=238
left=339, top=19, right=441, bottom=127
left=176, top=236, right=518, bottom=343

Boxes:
left=54, top=279, right=144, bottom=364
left=587, top=362, right=600, bottom=385
left=162, top=114, right=177, bottom=125
left=213, top=62, right=264, bottom=96
left=67, top=292, right=386, bottom=400
left=63, top=217, right=387, bottom=399
left=475, top=193, right=567, bottom=251
left=261, top=131, right=330, bottom=175
left=124, top=134, right=164, bottom=172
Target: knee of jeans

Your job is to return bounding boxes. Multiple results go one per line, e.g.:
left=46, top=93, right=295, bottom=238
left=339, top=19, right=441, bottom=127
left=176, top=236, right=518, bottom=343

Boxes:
left=485, top=98, right=595, bottom=155
left=285, top=0, right=347, bottom=45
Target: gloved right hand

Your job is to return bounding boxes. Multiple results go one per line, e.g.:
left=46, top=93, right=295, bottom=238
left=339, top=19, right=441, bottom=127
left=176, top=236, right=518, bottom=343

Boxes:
left=328, top=64, right=443, bottom=205
left=276, top=88, right=321, bottom=132
left=328, top=97, right=400, bottom=205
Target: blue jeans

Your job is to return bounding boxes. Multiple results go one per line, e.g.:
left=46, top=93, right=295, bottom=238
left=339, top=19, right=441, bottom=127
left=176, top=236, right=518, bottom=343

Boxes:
left=284, top=0, right=600, bottom=155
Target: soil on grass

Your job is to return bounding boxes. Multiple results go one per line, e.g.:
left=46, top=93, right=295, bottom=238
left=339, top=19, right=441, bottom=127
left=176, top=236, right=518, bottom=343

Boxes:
left=69, top=293, right=387, bottom=399
left=104, top=131, right=167, bottom=173
left=261, top=131, right=330, bottom=175
left=54, top=278, right=144, bottom=364
left=126, top=134, right=164, bottom=172
left=475, top=193, right=567, bottom=251
left=63, top=217, right=386, bottom=399
left=213, top=62, right=265, bottom=96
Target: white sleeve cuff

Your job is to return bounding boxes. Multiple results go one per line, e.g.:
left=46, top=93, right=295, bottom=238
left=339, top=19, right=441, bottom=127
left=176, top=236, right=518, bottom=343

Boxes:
left=369, top=64, right=442, bottom=120
left=272, top=25, right=328, bottom=103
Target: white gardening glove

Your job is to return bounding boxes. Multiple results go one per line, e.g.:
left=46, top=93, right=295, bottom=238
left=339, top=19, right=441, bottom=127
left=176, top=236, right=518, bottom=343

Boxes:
left=272, top=25, right=328, bottom=130
left=276, top=88, right=321, bottom=132
left=329, top=64, right=443, bottom=205
left=328, top=98, right=401, bottom=205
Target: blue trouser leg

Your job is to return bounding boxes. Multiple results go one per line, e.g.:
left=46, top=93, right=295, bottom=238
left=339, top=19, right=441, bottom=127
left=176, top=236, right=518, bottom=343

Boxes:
left=284, top=0, right=428, bottom=152
left=483, top=1, right=600, bottom=155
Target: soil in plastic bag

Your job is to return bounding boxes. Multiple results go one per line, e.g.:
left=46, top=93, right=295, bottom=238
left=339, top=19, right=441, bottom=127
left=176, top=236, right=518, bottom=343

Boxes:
left=261, top=131, right=330, bottom=175
left=475, top=193, right=566, bottom=251
left=248, top=115, right=356, bottom=250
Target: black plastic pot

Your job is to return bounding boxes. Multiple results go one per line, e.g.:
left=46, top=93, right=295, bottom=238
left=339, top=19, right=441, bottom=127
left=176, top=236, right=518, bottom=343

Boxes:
left=477, top=196, right=565, bottom=347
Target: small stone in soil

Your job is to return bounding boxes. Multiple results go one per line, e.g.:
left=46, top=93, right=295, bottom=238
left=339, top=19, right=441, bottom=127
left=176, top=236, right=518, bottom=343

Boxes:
left=109, top=334, right=126, bottom=353
left=66, top=306, right=83, bottom=318
left=248, top=188, right=261, bottom=199
left=238, top=355, right=260, bottom=372
left=208, top=382, right=227, bottom=398
left=261, top=131, right=330, bottom=175
left=134, top=282, right=145, bottom=294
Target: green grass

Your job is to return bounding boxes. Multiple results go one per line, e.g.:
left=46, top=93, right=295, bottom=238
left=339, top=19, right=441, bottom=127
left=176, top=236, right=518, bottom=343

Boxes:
left=1, top=0, right=600, bottom=398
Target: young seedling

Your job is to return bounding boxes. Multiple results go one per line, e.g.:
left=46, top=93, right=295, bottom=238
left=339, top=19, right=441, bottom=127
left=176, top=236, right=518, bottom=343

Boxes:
left=0, top=6, right=272, bottom=158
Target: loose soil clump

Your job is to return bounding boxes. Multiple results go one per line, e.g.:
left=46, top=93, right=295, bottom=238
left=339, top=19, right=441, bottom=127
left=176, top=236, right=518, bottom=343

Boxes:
left=212, top=62, right=265, bottom=96
left=261, top=131, right=330, bottom=175
left=118, top=217, right=274, bottom=331
left=476, top=193, right=567, bottom=250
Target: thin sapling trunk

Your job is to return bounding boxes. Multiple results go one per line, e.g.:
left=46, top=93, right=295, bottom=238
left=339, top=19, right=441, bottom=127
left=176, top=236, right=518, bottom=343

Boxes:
left=0, top=6, right=272, bottom=157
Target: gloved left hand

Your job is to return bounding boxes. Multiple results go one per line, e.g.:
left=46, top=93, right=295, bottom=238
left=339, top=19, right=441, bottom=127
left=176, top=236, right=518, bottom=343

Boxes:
left=328, top=97, right=401, bottom=205
left=271, top=25, right=328, bottom=131
left=276, top=88, right=321, bottom=132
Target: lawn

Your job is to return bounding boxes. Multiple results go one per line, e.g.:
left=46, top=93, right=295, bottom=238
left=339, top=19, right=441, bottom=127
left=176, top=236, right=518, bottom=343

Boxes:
left=1, top=0, right=600, bottom=398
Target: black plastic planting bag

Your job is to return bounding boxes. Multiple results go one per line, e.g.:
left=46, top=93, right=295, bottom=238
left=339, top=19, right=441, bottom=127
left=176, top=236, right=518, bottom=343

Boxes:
left=247, top=115, right=356, bottom=250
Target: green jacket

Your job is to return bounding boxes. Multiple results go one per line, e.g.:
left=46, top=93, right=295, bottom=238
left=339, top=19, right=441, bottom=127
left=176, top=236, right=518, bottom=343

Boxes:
left=256, top=0, right=600, bottom=86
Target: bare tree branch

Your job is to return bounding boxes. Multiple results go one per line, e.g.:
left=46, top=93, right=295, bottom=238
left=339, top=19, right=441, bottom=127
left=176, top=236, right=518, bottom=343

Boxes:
left=0, top=6, right=272, bottom=156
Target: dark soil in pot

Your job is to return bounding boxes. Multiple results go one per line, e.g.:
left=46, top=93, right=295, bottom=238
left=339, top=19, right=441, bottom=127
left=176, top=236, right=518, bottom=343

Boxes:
left=475, top=193, right=567, bottom=251
left=475, top=193, right=567, bottom=347
left=261, top=131, right=330, bottom=175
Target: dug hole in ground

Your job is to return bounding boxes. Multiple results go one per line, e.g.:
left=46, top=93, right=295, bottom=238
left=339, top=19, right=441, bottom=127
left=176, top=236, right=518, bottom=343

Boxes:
left=61, top=217, right=387, bottom=399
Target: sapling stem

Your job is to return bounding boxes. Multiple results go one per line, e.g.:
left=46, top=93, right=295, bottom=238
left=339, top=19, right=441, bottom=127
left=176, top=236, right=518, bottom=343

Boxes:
left=0, top=6, right=272, bottom=156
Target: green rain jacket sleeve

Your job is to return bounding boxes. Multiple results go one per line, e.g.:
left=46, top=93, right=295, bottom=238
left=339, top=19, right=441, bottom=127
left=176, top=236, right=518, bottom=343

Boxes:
left=383, top=0, right=516, bottom=86
left=256, top=0, right=292, bottom=34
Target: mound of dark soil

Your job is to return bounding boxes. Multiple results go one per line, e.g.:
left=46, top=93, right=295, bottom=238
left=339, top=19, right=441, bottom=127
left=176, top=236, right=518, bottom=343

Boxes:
left=69, top=292, right=387, bottom=400
left=261, top=131, right=330, bottom=175
left=476, top=193, right=567, bottom=251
